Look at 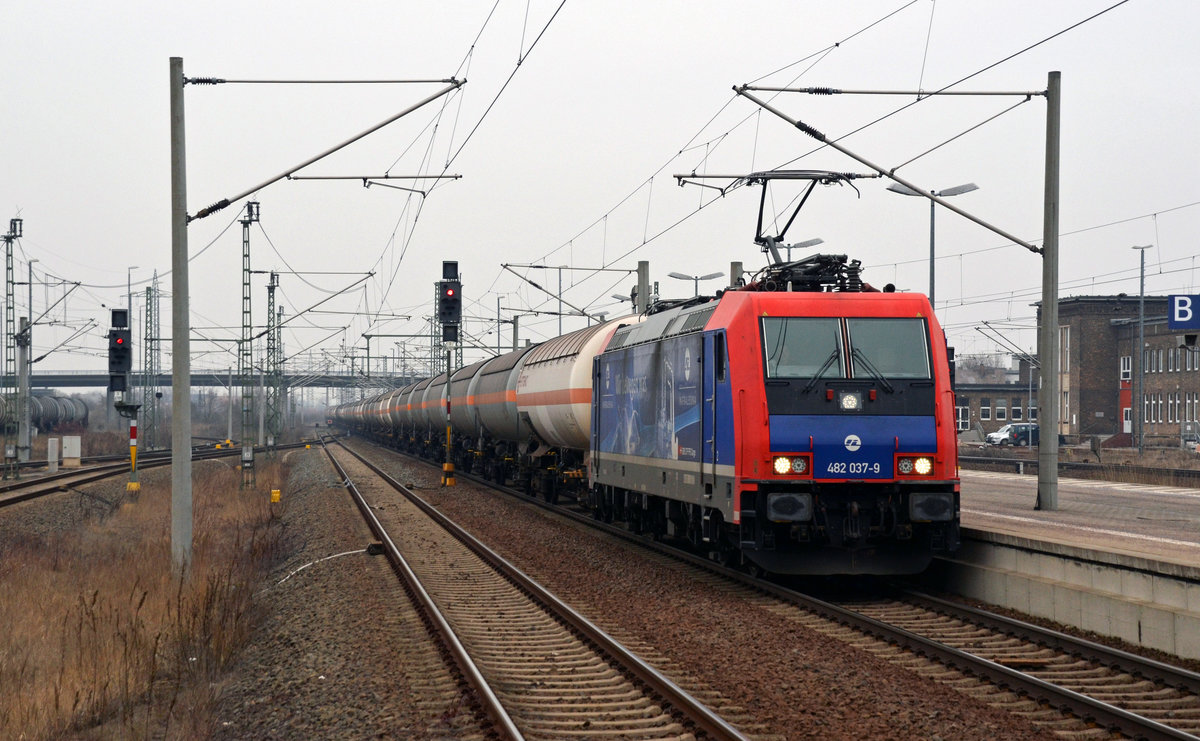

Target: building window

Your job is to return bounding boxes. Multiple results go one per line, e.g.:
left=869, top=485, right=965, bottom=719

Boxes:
left=1145, top=348, right=1152, bottom=373
left=1062, top=391, right=1069, bottom=425
left=1120, top=355, right=1131, bottom=381
left=1029, top=406, right=1038, bottom=421
left=956, top=405, right=970, bottom=431
left=1011, top=397, right=1023, bottom=420
left=1159, top=349, right=1165, bottom=374
left=1169, top=348, right=1176, bottom=373
left=1059, top=326, right=1070, bottom=373
left=1144, top=394, right=1151, bottom=425
left=980, top=397, right=991, bottom=421
left=995, top=399, right=1007, bottom=421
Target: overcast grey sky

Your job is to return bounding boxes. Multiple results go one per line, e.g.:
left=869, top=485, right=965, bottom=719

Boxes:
left=2, top=1, right=1196, bottom=376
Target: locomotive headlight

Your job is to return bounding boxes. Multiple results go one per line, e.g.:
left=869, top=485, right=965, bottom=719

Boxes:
left=897, top=456, right=934, bottom=476
left=773, top=456, right=810, bottom=475
left=838, top=391, right=862, bottom=411
left=910, top=492, right=954, bottom=521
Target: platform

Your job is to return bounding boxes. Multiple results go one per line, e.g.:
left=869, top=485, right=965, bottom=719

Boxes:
left=928, top=469, right=1200, bottom=659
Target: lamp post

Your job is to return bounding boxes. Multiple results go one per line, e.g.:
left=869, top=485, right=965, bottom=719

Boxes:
left=886, top=182, right=978, bottom=311
left=784, top=237, right=824, bottom=262
left=1133, top=244, right=1152, bottom=454
left=127, top=266, right=138, bottom=377
left=667, top=271, right=725, bottom=297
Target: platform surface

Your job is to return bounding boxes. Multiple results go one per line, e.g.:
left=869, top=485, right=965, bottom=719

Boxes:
left=960, top=469, right=1200, bottom=568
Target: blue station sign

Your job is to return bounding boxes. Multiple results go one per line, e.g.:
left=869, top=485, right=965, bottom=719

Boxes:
left=1169, top=295, right=1200, bottom=330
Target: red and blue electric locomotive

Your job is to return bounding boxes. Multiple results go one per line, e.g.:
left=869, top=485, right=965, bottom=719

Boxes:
left=334, top=254, right=959, bottom=576
left=590, top=254, right=959, bottom=575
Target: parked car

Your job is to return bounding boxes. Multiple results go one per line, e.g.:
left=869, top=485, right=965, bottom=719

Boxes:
left=986, top=423, right=1039, bottom=446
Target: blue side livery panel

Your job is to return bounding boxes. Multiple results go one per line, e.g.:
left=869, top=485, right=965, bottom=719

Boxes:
left=598, top=335, right=703, bottom=461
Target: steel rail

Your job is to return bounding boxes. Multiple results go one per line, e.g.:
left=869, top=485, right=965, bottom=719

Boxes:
left=901, top=589, right=1200, bottom=696
left=332, top=438, right=748, bottom=741
left=0, top=442, right=309, bottom=508
left=318, top=439, right=523, bottom=741
left=346, top=439, right=1196, bottom=740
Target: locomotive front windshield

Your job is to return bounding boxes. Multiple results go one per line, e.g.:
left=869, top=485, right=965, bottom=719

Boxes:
left=763, top=316, right=931, bottom=380
left=763, top=318, right=843, bottom=378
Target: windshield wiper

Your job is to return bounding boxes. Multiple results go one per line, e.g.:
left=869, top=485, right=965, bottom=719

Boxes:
left=851, top=348, right=894, bottom=393
left=801, top=348, right=841, bottom=393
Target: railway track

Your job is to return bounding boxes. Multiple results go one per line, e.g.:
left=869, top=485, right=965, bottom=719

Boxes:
left=831, top=589, right=1200, bottom=739
left=0, top=441, right=310, bottom=509
left=346, top=437, right=1200, bottom=740
left=321, top=437, right=747, bottom=741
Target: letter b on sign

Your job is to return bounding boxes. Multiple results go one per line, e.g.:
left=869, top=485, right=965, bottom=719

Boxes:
left=1169, top=295, right=1200, bottom=330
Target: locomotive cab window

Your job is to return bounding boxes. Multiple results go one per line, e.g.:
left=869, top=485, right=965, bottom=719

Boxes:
left=715, top=332, right=727, bottom=382
left=845, top=318, right=931, bottom=380
left=763, top=317, right=844, bottom=379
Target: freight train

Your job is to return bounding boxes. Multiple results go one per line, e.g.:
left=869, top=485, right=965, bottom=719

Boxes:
left=334, top=255, right=959, bottom=575
left=0, top=394, right=89, bottom=431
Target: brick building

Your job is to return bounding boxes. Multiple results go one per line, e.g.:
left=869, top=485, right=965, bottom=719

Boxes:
left=958, top=295, right=1200, bottom=447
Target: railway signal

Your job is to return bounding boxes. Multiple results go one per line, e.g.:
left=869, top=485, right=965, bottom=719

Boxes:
left=108, top=329, right=132, bottom=392
left=438, top=280, right=462, bottom=324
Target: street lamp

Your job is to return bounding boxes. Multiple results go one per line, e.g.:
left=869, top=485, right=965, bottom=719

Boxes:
left=668, top=271, right=725, bottom=297
left=127, top=264, right=138, bottom=334
left=886, top=182, right=978, bottom=311
left=783, top=237, right=824, bottom=262
left=1133, top=244, right=1152, bottom=454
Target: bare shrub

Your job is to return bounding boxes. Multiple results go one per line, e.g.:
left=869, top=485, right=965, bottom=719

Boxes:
left=0, top=457, right=290, bottom=739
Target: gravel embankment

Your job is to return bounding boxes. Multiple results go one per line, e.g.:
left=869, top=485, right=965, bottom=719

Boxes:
left=349, top=443, right=1056, bottom=740
left=210, top=448, right=486, bottom=740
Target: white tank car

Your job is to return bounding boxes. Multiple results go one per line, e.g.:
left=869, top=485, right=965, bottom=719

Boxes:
left=407, top=377, right=435, bottom=435
left=463, top=344, right=540, bottom=444
left=515, top=315, right=640, bottom=451
left=448, top=359, right=489, bottom=439
left=425, top=371, right=450, bottom=433
left=371, top=391, right=393, bottom=433
left=384, top=387, right=406, bottom=430
left=395, top=381, right=420, bottom=431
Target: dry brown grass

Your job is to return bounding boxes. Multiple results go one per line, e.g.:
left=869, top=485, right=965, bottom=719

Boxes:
left=0, top=457, right=291, bottom=739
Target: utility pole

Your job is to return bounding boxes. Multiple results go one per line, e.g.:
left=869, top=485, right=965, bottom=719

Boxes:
left=265, top=271, right=280, bottom=453
left=239, top=201, right=259, bottom=487
left=16, top=316, right=29, bottom=463
left=170, top=57, right=192, bottom=571
left=1036, top=71, right=1061, bottom=512
left=141, top=272, right=161, bottom=450
left=2, top=218, right=22, bottom=480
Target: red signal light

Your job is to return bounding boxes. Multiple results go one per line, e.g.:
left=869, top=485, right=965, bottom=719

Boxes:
left=445, top=288, right=456, bottom=297
left=116, top=337, right=125, bottom=345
